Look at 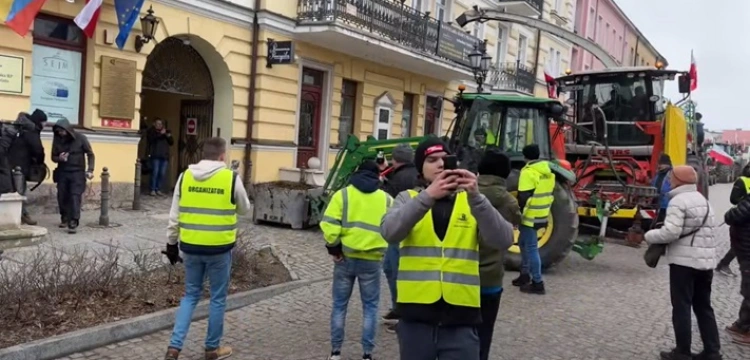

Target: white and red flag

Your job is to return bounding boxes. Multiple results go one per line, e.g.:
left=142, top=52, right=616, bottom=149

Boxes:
left=689, top=50, right=698, bottom=92
left=74, top=0, right=103, bottom=38
left=708, top=148, right=733, bottom=166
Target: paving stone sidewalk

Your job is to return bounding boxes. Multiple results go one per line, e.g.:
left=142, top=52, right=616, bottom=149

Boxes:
left=5, top=186, right=750, bottom=359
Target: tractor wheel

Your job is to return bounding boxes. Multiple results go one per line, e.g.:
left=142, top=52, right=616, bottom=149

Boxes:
left=504, top=182, right=578, bottom=271
left=687, top=155, right=709, bottom=199
left=716, top=164, right=733, bottom=183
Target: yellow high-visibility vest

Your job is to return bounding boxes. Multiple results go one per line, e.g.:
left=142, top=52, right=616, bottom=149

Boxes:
left=320, top=185, right=391, bottom=260
left=397, top=190, right=480, bottom=308
left=178, top=168, right=237, bottom=247
left=518, top=160, right=556, bottom=228
left=741, top=176, right=750, bottom=194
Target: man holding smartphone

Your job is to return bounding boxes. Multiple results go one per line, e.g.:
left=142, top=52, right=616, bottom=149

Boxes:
left=51, top=118, right=95, bottom=234
left=380, top=137, right=513, bottom=360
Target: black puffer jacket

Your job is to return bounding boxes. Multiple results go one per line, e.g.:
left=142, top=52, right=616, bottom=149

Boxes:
left=725, top=197, right=750, bottom=261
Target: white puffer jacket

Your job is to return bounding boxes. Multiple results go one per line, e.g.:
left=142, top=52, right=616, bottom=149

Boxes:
left=644, top=184, right=717, bottom=270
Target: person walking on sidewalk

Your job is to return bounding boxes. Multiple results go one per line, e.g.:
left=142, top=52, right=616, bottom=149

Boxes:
left=380, top=144, right=418, bottom=332
left=321, top=160, right=391, bottom=360
left=380, top=137, right=513, bottom=360
left=723, top=187, right=750, bottom=346
left=476, top=149, right=521, bottom=360
left=147, top=118, right=174, bottom=196
left=512, top=144, right=555, bottom=295
left=51, top=118, right=95, bottom=234
left=162, top=137, right=251, bottom=360
left=644, top=165, right=721, bottom=360
left=716, top=164, right=750, bottom=276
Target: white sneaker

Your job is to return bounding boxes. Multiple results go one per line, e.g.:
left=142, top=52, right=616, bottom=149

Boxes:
left=328, top=353, right=341, bottom=360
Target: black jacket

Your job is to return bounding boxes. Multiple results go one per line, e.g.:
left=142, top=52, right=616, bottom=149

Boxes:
left=730, top=177, right=749, bottom=205
left=725, top=197, right=750, bottom=262
left=9, top=113, right=45, bottom=175
left=0, top=124, right=19, bottom=194
left=382, top=163, right=418, bottom=197
left=146, top=127, right=174, bottom=159
left=51, top=119, right=95, bottom=173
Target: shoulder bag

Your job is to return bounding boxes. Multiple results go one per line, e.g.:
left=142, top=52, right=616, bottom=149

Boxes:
left=644, top=199, right=710, bottom=268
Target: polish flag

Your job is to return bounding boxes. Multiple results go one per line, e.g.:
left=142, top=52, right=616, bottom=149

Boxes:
left=708, top=148, right=733, bottom=166
left=689, top=50, right=698, bottom=92
left=543, top=70, right=556, bottom=98
left=74, top=0, right=103, bottom=38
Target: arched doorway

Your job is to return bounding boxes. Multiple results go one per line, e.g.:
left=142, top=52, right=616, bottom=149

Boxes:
left=139, top=36, right=214, bottom=192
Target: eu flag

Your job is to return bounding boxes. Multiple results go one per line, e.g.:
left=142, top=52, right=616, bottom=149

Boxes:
left=114, top=0, right=146, bottom=50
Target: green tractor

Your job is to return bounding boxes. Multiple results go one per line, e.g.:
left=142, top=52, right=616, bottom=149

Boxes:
left=310, top=91, right=603, bottom=271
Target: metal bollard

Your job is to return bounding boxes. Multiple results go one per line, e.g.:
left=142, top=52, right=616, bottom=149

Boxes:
left=133, top=159, right=142, bottom=210
left=99, top=167, right=110, bottom=226
left=12, top=166, right=24, bottom=195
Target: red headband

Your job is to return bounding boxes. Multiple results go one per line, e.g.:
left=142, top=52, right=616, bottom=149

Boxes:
left=424, top=145, right=444, bottom=157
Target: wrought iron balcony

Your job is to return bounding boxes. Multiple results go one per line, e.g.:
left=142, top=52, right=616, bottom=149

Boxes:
left=297, top=0, right=482, bottom=69
left=488, top=61, right=536, bottom=94
left=495, top=0, right=543, bottom=17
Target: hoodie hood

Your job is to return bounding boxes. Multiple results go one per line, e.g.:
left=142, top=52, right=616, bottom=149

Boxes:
left=53, top=118, right=75, bottom=138
left=14, top=113, right=37, bottom=132
left=348, top=170, right=380, bottom=193
left=477, top=174, right=507, bottom=188
left=524, top=159, right=552, bottom=176
left=187, top=160, right=229, bottom=181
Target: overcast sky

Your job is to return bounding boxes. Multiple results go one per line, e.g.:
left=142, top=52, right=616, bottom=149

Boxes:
left=617, top=0, right=747, bottom=131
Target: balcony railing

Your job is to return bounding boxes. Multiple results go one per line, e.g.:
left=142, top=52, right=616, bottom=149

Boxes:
left=297, top=0, right=481, bottom=68
left=497, top=0, right=544, bottom=13
left=489, top=61, right=536, bottom=94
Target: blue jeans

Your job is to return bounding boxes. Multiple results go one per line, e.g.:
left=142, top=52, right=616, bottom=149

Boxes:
left=331, top=258, right=381, bottom=355
left=150, top=158, right=168, bottom=192
left=519, top=225, right=543, bottom=283
left=382, top=243, right=400, bottom=309
left=168, top=251, right=232, bottom=351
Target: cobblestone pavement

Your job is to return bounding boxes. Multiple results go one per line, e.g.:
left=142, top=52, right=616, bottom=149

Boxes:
left=16, top=185, right=750, bottom=359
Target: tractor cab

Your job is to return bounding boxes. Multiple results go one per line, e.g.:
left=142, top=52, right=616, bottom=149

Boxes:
left=446, top=92, right=568, bottom=175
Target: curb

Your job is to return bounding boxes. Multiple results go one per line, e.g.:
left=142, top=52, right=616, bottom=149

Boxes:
left=0, top=276, right=331, bottom=360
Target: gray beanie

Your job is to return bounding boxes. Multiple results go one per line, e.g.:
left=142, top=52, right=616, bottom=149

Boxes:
left=391, top=143, right=414, bottom=164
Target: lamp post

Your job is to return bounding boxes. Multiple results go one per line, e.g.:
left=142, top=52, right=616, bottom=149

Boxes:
left=135, top=6, right=160, bottom=53
left=468, top=39, right=492, bottom=93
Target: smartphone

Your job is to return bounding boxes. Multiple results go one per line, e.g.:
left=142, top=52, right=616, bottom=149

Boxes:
left=443, top=155, right=458, bottom=170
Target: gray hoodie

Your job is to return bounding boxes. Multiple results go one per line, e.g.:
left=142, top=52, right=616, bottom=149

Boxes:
left=167, top=160, right=251, bottom=246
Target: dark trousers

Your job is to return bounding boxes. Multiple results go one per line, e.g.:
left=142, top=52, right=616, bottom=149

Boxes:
left=736, top=259, right=750, bottom=332
left=397, top=320, right=479, bottom=360
left=57, top=171, right=86, bottom=223
left=478, top=292, right=502, bottom=360
left=669, top=264, right=721, bottom=355
left=717, top=248, right=736, bottom=269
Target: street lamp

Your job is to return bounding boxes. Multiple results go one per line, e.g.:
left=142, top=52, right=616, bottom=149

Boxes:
left=135, top=6, right=160, bottom=53
left=468, top=39, right=492, bottom=93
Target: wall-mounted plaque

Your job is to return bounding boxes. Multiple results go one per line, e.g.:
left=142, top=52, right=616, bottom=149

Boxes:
left=99, top=56, right=137, bottom=120
left=0, top=54, right=24, bottom=94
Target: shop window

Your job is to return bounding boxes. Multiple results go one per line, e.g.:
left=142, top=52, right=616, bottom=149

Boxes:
left=374, top=92, right=394, bottom=140
left=402, top=93, right=416, bottom=138
left=338, top=79, right=357, bottom=146
left=30, top=14, right=86, bottom=125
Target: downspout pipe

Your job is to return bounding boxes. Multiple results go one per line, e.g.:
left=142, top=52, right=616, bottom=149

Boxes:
left=244, top=0, right=262, bottom=198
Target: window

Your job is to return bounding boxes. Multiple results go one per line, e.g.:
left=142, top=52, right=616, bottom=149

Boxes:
left=604, top=23, right=610, bottom=48
left=517, top=34, right=528, bottom=64
left=597, top=16, right=603, bottom=39
left=402, top=93, right=415, bottom=137
left=629, top=48, right=634, bottom=65
left=554, top=0, right=563, bottom=13
left=30, top=14, right=86, bottom=125
left=374, top=93, right=394, bottom=140
left=587, top=8, right=595, bottom=38
left=410, top=0, right=422, bottom=12
left=473, top=23, right=484, bottom=40
left=547, top=48, right=561, bottom=76
left=338, top=80, right=357, bottom=146
left=436, top=0, right=449, bottom=22
left=495, top=26, right=508, bottom=65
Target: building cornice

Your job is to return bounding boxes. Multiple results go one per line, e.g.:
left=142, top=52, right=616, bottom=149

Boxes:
left=152, top=0, right=254, bottom=27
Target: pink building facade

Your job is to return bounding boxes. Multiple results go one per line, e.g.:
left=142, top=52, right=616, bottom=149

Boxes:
left=571, top=0, right=661, bottom=71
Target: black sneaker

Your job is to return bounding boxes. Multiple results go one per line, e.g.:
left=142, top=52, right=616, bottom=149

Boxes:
left=520, top=281, right=545, bottom=295
left=511, top=273, right=531, bottom=287
left=59, top=217, right=68, bottom=228
left=67, top=220, right=78, bottom=234
left=693, top=351, right=723, bottom=360
left=660, top=349, right=693, bottom=360
left=381, top=309, right=399, bottom=321
left=327, top=351, right=341, bottom=360
left=362, top=354, right=373, bottom=360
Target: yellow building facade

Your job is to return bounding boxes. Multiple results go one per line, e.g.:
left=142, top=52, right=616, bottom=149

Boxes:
left=2, top=0, right=494, bottom=205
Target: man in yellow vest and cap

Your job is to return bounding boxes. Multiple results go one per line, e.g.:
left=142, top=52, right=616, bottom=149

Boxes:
left=380, top=137, right=513, bottom=360
left=321, top=160, right=392, bottom=360
left=716, top=164, right=750, bottom=276
left=163, top=137, right=251, bottom=360
left=511, top=144, right=555, bottom=295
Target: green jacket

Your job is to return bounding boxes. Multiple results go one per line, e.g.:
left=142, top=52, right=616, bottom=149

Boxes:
left=477, top=174, right=522, bottom=288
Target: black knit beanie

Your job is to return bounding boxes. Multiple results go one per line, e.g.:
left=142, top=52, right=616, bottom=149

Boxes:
left=478, top=149, right=512, bottom=178
left=357, top=160, right=380, bottom=175
left=522, top=144, right=540, bottom=160
left=414, top=137, right=450, bottom=175
left=658, top=154, right=672, bottom=166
